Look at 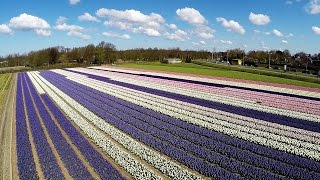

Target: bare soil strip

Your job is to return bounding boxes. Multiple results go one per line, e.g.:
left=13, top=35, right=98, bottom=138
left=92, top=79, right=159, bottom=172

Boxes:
left=0, top=73, right=15, bottom=180
left=39, top=93, right=101, bottom=179
left=11, top=74, right=18, bottom=180
left=25, top=76, right=72, bottom=179
left=22, top=75, right=45, bottom=179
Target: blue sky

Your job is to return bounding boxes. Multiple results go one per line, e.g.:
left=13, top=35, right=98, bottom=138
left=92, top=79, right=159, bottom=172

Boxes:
left=0, top=0, right=320, bottom=56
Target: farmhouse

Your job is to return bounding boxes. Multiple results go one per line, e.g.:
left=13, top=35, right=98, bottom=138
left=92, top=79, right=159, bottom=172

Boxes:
left=161, top=58, right=182, bottom=64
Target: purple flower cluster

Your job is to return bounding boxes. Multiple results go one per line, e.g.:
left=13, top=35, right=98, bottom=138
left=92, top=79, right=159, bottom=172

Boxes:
left=40, top=70, right=320, bottom=179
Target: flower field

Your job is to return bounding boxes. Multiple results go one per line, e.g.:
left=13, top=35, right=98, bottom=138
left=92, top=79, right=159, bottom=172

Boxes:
left=15, top=66, right=320, bottom=179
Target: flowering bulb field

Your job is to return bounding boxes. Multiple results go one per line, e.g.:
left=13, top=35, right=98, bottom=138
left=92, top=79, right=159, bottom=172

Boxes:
left=15, top=66, right=320, bottom=179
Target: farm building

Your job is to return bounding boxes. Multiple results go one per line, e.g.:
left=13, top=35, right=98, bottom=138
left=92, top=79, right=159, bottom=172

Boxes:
left=161, top=58, right=182, bottom=64
left=231, top=59, right=242, bottom=65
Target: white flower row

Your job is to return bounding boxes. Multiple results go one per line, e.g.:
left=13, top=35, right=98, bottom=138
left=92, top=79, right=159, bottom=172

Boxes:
left=71, top=68, right=320, bottom=123
left=61, top=72, right=320, bottom=161
left=29, top=71, right=165, bottom=180
left=31, top=71, right=204, bottom=180
left=57, top=69, right=320, bottom=142
left=88, top=66, right=320, bottom=99
left=27, top=72, right=46, bottom=94
left=58, top=69, right=320, bottom=143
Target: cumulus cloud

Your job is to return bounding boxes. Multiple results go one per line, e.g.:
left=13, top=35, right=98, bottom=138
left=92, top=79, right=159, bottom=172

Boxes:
left=164, top=29, right=188, bottom=41
left=8, top=13, right=51, bottom=36
left=249, top=12, right=271, bottom=25
left=78, top=13, right=100, bottom=22
left=273, top=29, right=283, bottom=37
left=56, top=16, right=67, bottom=25
left=35, top=29, right=51, bottom=36
left=55, top=17, right=90, bottom=39
left=97, top=8, right=164, bottom=37
left=286, top=33, right=294, bottom=37
left=0, top=24, right=13, bottom=35
left=220, top=40, right=233, bottom=45
left=282, top=40, right=288, bottom=44
left=55, top=23, right=84, bottom=31
left=166, top=24, right=178, bottom=30
left=67, top=31, right=90, bottom=40
left=176, top=7, right=207, bottom=25
left=175, top=7, right=214, bottom=39
left=69, top=0, right=80, bottom=5
left=312, top=26, right=320, bottom=34
left=306, top=0, right=320, bottom=14
left=216, top=17, right=245, bottom=34
left=102, top=32, right=130, bottom=39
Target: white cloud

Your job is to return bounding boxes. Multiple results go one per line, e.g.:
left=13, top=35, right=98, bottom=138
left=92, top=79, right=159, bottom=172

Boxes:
left=102, top=32, right=130, bottom=39
left=192, top=42, right=200, bottom=45
left=249, top=12, right=271, bottom=25
left=8, top=13, right=51, bottom=36
left=69, top=0, right=80, bottom=5
left=164, top=29, right=188, bottom=41
left=220, top=40, right=233, bottom=45
left=216, top=17, right=245, bottom=34
left=306, top=0, right=320, bottom=14
left=273, top=29, right=283, bottom=37
left=199, top=40, right=206, bottom=45
left=35, top=29, right=51, bottom=36
left=56, top=16, right=67, bottom=25
left=193, top=25, right=215, bottom=39
left=264, top=32, right=271, bottom=35
left=312, top=26, right=320, bottom=34
left=176, top=7, right=207, bottom=25
left=78, top=13, right=100, bottom=22
left=0, top=24, right=13, bottom=35
left=254, top=29, right=261, bottom=34
left=97, top=8, right=164, bottom=37
left=55, top=23, right=84, bottom=31
left=9, top=13, right=50, bottom=30
left=166, top=24, right=178, bottom=30
left=282, top=40, right=288, bottom=44
left=286, top=33, right=294, bottom=37
left=67, top=31, right=90, bottom=40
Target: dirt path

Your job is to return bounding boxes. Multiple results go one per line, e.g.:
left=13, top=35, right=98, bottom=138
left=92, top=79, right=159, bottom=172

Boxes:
left=0, top=73, right=16, bottom=180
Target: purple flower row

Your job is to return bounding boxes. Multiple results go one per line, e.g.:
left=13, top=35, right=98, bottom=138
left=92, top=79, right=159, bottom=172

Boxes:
left=46, top=71, right=320, bottom=179
left=24, top=73, right=93, bottom=179
left=16, top=74, right=38, bottom=179
left=66, top=69, right=320, bottom=133
left=21, top=73, right=63, bottom=179
left=40, top=92, right=125, bottom=179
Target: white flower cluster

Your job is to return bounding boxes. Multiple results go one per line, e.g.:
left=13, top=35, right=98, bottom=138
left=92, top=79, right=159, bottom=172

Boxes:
left=58, top=70, right=320, bottom=161
left=28, top=72, right=164, bottom=180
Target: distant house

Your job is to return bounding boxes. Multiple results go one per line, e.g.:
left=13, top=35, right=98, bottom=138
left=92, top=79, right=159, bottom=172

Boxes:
left=231, top=59, right=242, bottom=65
left=161, top=58, right=182, bottom=64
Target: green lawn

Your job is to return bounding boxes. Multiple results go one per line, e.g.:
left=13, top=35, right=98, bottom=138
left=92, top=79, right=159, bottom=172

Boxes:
left=117, top=62, right=320, bottom=89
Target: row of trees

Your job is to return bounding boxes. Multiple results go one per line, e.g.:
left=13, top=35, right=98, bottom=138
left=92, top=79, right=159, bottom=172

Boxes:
left=0, top=42, right=319, bottom=72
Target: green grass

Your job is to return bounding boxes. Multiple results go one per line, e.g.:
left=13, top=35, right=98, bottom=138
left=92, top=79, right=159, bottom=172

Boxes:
left=0, top=73, right=12, bottom=108
left=117, top=62, right=320, bottom=89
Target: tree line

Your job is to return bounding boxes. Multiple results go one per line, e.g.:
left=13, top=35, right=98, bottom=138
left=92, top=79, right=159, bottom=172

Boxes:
left=0, top=41, right=319, bottom=73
